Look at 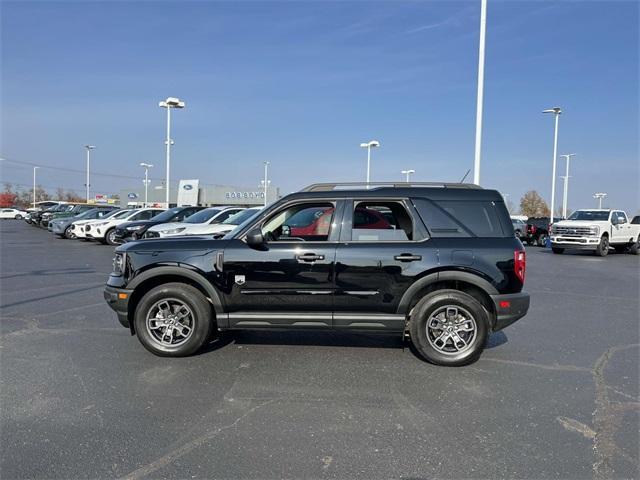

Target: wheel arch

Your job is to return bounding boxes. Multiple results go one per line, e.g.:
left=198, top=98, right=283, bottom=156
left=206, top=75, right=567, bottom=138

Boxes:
left=398, top=270, right=498, bottom=329
left=126, top=267, right=224, bottom=334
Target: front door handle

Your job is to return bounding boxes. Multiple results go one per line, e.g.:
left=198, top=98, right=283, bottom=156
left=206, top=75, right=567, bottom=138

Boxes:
left=394, top=253, right=422, bottom=262
left=296, top=253, right=325, bottom=263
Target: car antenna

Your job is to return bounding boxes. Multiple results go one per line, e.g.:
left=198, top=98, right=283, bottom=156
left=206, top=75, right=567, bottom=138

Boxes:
left=459, top=169, right=471, bottom=183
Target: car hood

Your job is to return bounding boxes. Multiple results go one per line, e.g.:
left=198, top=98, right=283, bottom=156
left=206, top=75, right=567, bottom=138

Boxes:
left=118, top=220, right=163, bottom=230
left=180, top=223, right=237, bottom=235
left=553, top=220, right=601, bottom=228
left=147, top=222, right=183, bottom=232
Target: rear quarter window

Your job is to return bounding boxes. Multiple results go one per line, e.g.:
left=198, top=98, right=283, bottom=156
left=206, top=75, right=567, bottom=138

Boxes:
left=412, top=198, right=508, bottom=238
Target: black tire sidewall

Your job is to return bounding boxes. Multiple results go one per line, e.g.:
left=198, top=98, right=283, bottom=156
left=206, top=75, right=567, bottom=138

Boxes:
left=105, top=228, right=117, bottom=246
left=134, top=283, right=212, bottom=357
left=596, top=235, right=609, bottom=256
left=410, top=290, right=489, bottom=366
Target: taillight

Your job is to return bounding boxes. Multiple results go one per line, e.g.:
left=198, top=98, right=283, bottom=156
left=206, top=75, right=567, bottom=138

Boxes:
left=514, top=250, right=526, bottom=283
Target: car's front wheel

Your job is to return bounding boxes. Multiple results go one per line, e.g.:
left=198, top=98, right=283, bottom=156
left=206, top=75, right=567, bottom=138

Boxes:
left=134, top=283, right=213, bottom=357
left=409, top=289, right=489, bottom=366
left=14, top=214, right=23, bottom=219
left=105, top=228, right=118, bottom=246
left=595, top=234, right=609, bottom=257
left=64, top=226, right=75, bottom=239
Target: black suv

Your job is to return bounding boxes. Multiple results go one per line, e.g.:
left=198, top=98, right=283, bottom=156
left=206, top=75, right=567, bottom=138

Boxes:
left=113, top=206, right=204, bottom=242
left=105, top=183, right=530, bottom=366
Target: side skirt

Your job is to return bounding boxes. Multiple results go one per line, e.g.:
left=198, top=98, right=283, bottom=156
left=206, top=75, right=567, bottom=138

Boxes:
left=219, top=312, right=406, bottom=332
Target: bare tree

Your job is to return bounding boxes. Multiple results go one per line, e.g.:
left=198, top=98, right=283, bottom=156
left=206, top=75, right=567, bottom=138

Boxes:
left=520, top=190, right=550, bottom=218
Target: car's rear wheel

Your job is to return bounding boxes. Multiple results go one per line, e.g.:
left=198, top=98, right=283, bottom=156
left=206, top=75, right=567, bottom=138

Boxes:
left=629, top=235, right=640, bottom=255
left=535, top=234, right=548, bottom=247
left=105, top=228, right=118, bottom=246
left=552, top=247, right=564, bottom=254
left=64, top=226, right=75, bottom=239
left=595, top=234, right=609, bottom=257
left=14, top=214, right=22, bottom=219
left=409, top=289, right=488, bottom=366
left=134, top=283, right=213, bottom=357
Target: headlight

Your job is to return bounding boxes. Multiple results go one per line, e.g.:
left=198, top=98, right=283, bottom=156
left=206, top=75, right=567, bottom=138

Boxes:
left=590, top=226, right=599, bottom=235
left=160, top=227, right=186, bottom=235
left=126, top=225, right=144, bottom=231
left=112, top=252, right=126, bottom=276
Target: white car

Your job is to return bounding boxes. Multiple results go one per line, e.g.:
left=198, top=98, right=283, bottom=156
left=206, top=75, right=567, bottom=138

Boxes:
left=86, top=208, right=164, bottom=245
left=0, top=208, right=28, bottom=219
left=144, top=206, right=246, bottom=238
left=550, top=209, right=640, bottom=256
left=147, top=207, right=263, bottom=238
left=72, top=209, right=127, bottom=240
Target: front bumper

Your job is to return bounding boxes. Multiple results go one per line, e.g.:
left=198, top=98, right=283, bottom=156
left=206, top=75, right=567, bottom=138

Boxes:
left=104, top=285, right=133, bottom=330
left=51, top=223, right=65, bottom=234
left=550, top=236, right=600, bottom=249
left=490, top=292, right=530, bottom=331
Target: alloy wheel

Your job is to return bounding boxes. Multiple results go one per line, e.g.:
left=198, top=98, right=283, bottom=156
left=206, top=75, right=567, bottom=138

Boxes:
left=426, top=305, right=477, bottom=355
left=145, top=298, right=195, bottom=347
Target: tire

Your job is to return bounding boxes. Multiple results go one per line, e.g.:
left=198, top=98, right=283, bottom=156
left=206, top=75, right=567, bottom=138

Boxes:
left=105, top=228, right=118, bottom=246
left=535, top=234, right=548, bottom=247
left=515, top=229, right=522, bottom=238
left=14, top=214, right=22, bottom=219
left=134, top=283, right=213, bottom=357
left=595, top=234, right=609, bottom=257
left=64, top=226, right=76, bottom=239
left=552, top=247, right=564, bottom=254
left=629, top=236, right=639, bottom=255
left=409, top=289, right=489, bottom=366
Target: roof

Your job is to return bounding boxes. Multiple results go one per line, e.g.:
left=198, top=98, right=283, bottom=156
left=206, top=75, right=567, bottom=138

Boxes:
left=285, top=182, right=503, bottom=202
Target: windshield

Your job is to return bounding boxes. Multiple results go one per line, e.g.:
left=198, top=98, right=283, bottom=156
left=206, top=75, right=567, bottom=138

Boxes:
left=568, top=210, right=610, bottom=221
left=76, top=208, right=100, bottom=219
left=149, top=207, right=183, bottom=222
left=102, top=209, right=123, bottom=219
left=222, top=208, right=259, bottom=225
left=184, top=208, right=221, bottom=224
left=223, top=209, right=264, bottom=238
left=112, top=209, right=133, bottom=219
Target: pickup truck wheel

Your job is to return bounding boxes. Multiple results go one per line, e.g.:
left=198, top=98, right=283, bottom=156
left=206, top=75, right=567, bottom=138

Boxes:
left=105, top=228, right=118, bottom=246
left=595, top=235, right=609, bottom=257
left=134, top=283, right=212, bottom=357
left=552, top=247, right=564, bottom=254
left=629, top=236, right=640, bottom=255
left=409, top=289, right=488, bottom=366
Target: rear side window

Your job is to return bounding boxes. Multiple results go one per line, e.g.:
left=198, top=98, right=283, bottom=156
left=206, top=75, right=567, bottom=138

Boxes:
left=412, top=198, right=506, bottom=238
left=351, top=201, right=416, bottom=241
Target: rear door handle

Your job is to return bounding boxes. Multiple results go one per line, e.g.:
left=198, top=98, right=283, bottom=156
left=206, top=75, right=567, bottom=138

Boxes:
left=394, top=253, right=422, bottom=262
left=296, top=253, right=325, bottom=263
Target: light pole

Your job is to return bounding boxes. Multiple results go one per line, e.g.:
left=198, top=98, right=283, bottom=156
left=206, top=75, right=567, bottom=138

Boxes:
left=559, top=154, right=576, bottom=219
left=543, top=107, right=562, bottom=223
left=159, top=97, right=185, bottom=208
left=594, top=192, right=607, bottom=209
left=140, top=163, right=154, bottom=207
left=473, top=0, right=488, bottom=186
left=401, top=169, right=415, bottom=182
left=84, top=145, right=95, bottom=202
left=33, top=166, right=39, bottom=208
left=359, top=140, right=380, bottom=187
left=261, top=161, right=271, bottom=207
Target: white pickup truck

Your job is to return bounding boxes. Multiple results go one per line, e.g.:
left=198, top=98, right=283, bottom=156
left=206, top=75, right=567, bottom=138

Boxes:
left=550, top=209, right=640, bottom=256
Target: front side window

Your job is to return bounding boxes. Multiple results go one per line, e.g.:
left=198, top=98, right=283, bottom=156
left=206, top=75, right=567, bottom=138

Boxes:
left=351, top=201, right=414, bottom=241
left=261, top=202, right=335, bottom=242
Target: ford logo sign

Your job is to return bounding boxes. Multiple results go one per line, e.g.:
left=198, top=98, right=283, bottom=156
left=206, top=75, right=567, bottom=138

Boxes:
left=183, top=184, right=193, bottom=190
left=127, top=193, right=138, bottom=199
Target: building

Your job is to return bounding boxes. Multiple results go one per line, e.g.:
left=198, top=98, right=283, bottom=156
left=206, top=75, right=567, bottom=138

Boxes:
left=119, top=180, right=280, bottom=208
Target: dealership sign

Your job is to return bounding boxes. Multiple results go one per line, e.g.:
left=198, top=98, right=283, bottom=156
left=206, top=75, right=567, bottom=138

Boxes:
left=225, top=191, right=265, bottom=200
left=127, top=192, right=138, bottom=199
left=177, top=179, right=199, bottom=206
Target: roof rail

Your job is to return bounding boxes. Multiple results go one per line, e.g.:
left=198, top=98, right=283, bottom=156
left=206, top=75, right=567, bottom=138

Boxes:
left=301, top=182, right=482, bottom=192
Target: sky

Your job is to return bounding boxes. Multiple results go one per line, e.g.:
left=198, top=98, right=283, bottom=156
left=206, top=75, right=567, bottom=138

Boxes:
left=1, top=0, right=638, bottom=214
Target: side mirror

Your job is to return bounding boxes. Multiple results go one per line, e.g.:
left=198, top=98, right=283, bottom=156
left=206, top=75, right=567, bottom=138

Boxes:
left=246, top=227, right=266, bottom=249
left=617, top=217, right=626, bottom=224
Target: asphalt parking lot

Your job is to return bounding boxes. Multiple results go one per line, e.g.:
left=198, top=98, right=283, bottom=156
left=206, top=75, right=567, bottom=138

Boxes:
left=1, top=220, right=638, bottom=479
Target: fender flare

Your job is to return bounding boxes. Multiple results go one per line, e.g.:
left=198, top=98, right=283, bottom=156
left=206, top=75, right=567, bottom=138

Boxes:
left=397, top=270, right=498, bottom=315
left=127, top=266, right=224, bottom=315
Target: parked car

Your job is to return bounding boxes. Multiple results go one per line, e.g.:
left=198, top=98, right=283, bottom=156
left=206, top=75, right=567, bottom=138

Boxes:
left=105, top=182, right=530, bottom=366
left=0, top=208, right=28, bottom=219
left=70, top=209, right=126, bottom=240
left=631, top=215, right=639, bottom=225
left=45, top=204, right=97, bottom=230
left=113, top=206, right=206, bottom=243
left=87, top=208, right=165, bottom=245
left=31, top=203, right=72, bottom=227
left=550, top=209, right=640, bottom=256
left=511, top=218, right=526, bottom=238
left=144, top=207, right=257, bottom=238
left=524, top=217, right=550, bottom=247
left=49, top=207, right=119, bottom=238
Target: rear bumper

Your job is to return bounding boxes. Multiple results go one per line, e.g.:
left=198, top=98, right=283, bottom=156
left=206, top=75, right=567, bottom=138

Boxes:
left=490, top=292, right=530, bottom=331
left=104, top=286, right=133, bottom=330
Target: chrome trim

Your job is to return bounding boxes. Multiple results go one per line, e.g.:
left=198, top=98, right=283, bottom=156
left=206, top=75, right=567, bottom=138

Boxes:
left=343, top=291, right=379, bottom=296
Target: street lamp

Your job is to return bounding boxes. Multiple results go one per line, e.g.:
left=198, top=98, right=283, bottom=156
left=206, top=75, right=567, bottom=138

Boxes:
left=594, top=192, right=607, bottom=209
left=473, top=0, right=488, bottom=186
left=140, top=163, right=154, bottom=207
left=401, top=169, right=415, bottom=182
left=542, top=107, right=562, bottom=223
left=84, top=145, right=95, bottom=202
left=159, top=97, right=185, bottom=208
left=359, top=140, right=380, bottom=187
left=559, top=154, right=576, bottom=219
left=260, top=161, right=271, bottom=207
left=33, top=166, right=40, bottom=208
